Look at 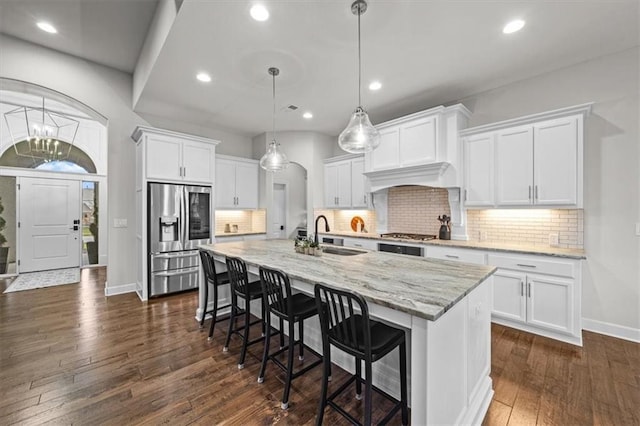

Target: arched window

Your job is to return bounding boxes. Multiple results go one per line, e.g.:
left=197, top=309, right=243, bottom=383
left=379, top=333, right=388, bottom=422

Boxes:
left=0, top=141, right=97, bottom=173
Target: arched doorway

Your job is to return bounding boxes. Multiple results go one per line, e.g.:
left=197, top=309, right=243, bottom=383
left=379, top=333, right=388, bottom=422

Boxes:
left=0, top=79, right=107, bottom=275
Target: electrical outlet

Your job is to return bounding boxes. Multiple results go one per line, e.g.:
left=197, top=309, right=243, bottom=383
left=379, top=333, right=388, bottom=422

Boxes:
left=480, top=231, right=488, bottom=241
left=549, top=233, right=559, bottom=247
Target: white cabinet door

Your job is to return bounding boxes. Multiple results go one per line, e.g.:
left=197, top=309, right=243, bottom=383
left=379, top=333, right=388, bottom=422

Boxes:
left=182, top=140, right=213, bottom=184
left=369, top=126, right=400, bottom=171
left=399, top=116, right=437, bottom=166
left=215, top=159, right=237, bottom=208
left=491, top=270, right=526, bottom=323
left=426, top=246, right=486, bottom=265
left=533, top=117, right=578, bottom=206
left=336, top=161, right=352, bottom=207
left=324, top=162, right=339, bottom=207
left=527, top=274, right=573, bottom=334
left=495, top=127, right=534, bottom=206
left=342, top=237, right=378, bottom=250
left=146, top=135, right=182, bottom=181
left=234, top=161, right=259, bottom=209
left=464, top=133, right=494, bottom=207
left=351, top=158, right=367, bottom=208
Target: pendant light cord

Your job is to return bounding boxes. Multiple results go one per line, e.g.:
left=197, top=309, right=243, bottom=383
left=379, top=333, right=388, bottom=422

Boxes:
left=272, top=72, right=276, bottom=142
left=357, top=7, right=362, bottom=108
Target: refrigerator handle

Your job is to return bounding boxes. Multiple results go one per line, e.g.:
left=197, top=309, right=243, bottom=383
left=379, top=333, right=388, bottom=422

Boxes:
left=180, top=187, right=187, bottom=249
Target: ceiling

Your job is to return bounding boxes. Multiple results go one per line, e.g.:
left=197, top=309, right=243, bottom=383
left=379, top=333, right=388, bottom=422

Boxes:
left=2, top=1, right=638, bottom=138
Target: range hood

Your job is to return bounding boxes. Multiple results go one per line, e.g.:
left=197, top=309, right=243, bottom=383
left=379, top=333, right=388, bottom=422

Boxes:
left=363, top=161, right=457, bottom=193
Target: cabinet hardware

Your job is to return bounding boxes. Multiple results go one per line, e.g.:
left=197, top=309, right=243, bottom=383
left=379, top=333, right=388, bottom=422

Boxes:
left=445, top=254, right=459, bottom=259
left=527, top=282, right=531, bottom=298
left=364, top=195, right=367, bottom=204
left=464, top=189, right=468, bottom=201
left=516, top=263, right=537, bottom=268
left=183, top=167, right=186, bottom=177
left=535, top=185, right=538, bottom=200
left=521, top=281, right=524, bottom=296
left=528, top=185, right=532, bottom=201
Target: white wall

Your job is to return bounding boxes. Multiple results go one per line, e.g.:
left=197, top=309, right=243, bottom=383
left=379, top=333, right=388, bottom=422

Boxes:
left=253, top=131, right=335, bottom=236
left=457, top=47, right=640, bottom=334
left=0, top=34, right=252, bottom=292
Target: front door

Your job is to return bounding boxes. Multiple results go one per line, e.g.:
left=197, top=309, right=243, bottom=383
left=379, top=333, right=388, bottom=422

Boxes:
left=19, top=177, right=81, bottom=272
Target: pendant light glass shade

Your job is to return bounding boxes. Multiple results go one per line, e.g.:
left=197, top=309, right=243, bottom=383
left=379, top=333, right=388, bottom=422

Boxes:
left=339, top=0, right=380, bottom=154
left=260, top=67, right=289, bottom=172
left=260, top=139, right=289, bottom=172
left=338, top=106, right=380, bottom=153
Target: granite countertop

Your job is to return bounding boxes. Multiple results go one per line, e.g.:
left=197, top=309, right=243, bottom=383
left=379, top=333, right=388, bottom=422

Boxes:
left=215, top=231, right=267, bottom=237
left=321, top=231, right=586, bottom=259
left=201, top=239, right=496, bottom=322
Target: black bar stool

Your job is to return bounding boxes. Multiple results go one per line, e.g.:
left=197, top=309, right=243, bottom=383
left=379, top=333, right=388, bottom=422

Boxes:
left=314, top=284, right=409, bottom=426
left=223, top=256, right=266, bottom=369
left=198, top=249, right=231, bottom=340
left=257, top=266, right=323, bottom=409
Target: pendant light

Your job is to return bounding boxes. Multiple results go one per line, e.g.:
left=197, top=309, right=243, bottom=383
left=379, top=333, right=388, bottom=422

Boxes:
left=260, top=67, right=289, bottom=172
left=338, top=0, right=380, bottom=154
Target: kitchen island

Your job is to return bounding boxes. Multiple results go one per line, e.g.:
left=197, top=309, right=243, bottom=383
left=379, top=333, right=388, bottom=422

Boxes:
left=199, top=239, right=496, bottom=425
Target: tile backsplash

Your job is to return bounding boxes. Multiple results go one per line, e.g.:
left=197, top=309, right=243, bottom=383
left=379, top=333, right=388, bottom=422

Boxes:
left=313, top=209, right=377, bottom=235
left=466, top=209, right=583, bottom=249
left=387, top=186, right=450, bottom=235
left=215, top=209, right=266, bottom=235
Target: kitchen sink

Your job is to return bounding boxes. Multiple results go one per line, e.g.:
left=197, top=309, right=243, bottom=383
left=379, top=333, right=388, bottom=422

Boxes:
left=322, top=247, right=367, bottom=256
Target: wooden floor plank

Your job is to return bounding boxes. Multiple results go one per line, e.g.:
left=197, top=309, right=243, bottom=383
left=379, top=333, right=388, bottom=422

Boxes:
left=1, top=269, right=639, bottom=425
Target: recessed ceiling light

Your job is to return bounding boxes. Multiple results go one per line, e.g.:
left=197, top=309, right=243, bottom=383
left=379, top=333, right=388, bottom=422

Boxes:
left=250, top=4, right=269, bottom=21
left=303, top=112, right=313, bottom=119
left=37, top=22, right=57, bottom=34
left=196, top=72, right=211, bottom=83
left=503, top=19, right=525, bottom=34
left=369, top=81, right=382, bottom=91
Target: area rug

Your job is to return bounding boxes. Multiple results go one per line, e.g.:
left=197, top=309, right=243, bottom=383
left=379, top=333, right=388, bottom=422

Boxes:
left=3, top=268, right=81, bottom=293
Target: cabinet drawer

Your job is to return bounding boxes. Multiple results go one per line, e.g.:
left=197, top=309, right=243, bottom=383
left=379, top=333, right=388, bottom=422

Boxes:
left=342, top=237, right=378, bottom=251
left=487, top=253, right=575, bottom=278
left=426, top=246, right=486, bottom=265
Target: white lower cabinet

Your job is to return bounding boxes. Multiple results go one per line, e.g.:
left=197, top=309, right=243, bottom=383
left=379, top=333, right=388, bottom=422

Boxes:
left=342, top=237, right=378, bottom=251
left=488, top=253, right=581, bottom=346
left=425, top=246, right=486, bottom=265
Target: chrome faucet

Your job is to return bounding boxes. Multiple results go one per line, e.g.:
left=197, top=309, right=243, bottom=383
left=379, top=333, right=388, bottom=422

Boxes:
left=314, top=215, right=330, bottom=246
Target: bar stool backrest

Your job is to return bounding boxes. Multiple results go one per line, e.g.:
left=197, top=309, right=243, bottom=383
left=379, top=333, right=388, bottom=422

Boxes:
left=226, top=256, right=251, bottom=298
left=199, top=249, right=216, bottom=284
left=259, top=266, right=293, bottom=318
left=314, top=284, right=371, bottom=358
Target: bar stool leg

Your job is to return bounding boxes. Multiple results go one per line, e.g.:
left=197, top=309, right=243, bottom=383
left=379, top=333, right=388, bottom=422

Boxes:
left=223, top=295, right=236, bottom=352
left=207, top=283, right=219, bottom=340
left=238, top=298, right=251, bottom=369
left=355, top=358, right=362, bottom=400
left=279, top=318, right=285, bottom=349
left=316, top=334, right=331, bottom=426
left=364, top=361, right=373, bottom=426
left=281, top=319, right=296, bottom=409
left=257, top=313, right=271, bottom=383
left=400, top=340, right=409, bottom=426
left=298, top=320, right=304, bottom=361
left=200, top=280, right=208, bottom=329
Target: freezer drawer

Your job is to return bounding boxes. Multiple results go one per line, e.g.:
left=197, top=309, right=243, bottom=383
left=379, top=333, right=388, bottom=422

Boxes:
left=149, top=266, right=199, bottom=297
left=150, top=250, right=199, bottom=273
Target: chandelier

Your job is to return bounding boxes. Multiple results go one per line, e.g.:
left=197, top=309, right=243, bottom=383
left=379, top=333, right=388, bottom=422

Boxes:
left=3, top=97, right=79, bottom=163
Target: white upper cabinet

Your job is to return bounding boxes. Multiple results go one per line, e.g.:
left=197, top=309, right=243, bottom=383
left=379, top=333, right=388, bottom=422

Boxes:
left=533, top=117, right=579, bottom=205
left=495, top=126, right=534, bottom=206
left=364, top=105, right=470, bottom=188
left=324, top=158, right=353, bottom=208
left=464, top=133, right=494, bottom=207
left=351, top=157, right=367, bottom=208
left=132, top=126, right=218, bottom=185
left=324, top=155, right=369, bottom=209
left=460, top=103, right=591, bottom=208
left=215, top=156, right=259, bottom=209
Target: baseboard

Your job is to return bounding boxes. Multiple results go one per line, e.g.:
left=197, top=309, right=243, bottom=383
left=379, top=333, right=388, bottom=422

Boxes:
left=104, top=282, right=137, bottom=297
left=582, top=318, right=640, bottom=343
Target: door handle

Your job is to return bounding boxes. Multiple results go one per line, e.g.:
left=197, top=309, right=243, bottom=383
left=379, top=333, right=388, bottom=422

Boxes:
left=70, top=225, right=79, bottom=231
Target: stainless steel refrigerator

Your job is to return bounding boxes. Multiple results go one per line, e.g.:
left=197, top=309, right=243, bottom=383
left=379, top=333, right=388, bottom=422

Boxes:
left=148, top=182, right=212, bottom=297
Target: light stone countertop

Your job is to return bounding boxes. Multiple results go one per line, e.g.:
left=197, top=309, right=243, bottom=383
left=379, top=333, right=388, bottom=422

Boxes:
left=201, top=239, right=496, bottom=322
left=321, top=231, right=586, bottom=259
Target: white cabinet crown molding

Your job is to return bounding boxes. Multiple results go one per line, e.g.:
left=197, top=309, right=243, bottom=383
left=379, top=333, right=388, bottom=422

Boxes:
left=216, top=153, right=259, bottom=164
left=375, top=104, right=471, bottom=129
left=131, top=125, right=220, bottom=146
left=459, top=103, right=593, bottom=137
left=324, top=153, right=364, bottom=164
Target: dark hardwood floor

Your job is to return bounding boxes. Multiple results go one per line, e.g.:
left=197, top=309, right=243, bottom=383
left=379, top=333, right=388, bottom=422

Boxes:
left=0, top=268, right=638, bottom=425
